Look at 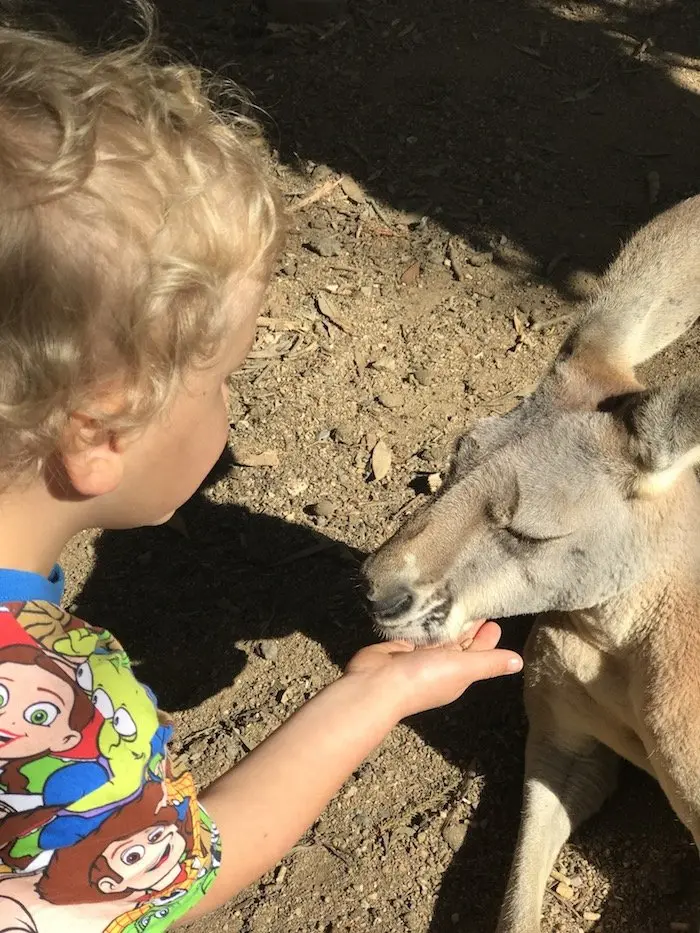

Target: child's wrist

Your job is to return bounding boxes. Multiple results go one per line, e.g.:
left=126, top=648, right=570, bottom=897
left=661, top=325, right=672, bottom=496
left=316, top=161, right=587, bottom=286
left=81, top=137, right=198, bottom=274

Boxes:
left=338, top=666, right=411, bottom=726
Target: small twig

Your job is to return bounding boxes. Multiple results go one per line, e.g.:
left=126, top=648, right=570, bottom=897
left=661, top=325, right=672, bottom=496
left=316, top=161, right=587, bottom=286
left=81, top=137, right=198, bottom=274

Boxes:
left=289, top=175, right=342, bottom=213
left=369, top=198, right=394, bottom=228
left=446, top=239, right=467, bottom=282
left=315, top=836, right=354, bottom=867
left=229, top=724, right=254, bottom=753
left=441, top=759, right=480, bottom=829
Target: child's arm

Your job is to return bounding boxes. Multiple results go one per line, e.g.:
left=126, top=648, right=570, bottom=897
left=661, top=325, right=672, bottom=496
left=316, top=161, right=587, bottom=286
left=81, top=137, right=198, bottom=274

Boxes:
left=184, top=622, right=522, bottom=922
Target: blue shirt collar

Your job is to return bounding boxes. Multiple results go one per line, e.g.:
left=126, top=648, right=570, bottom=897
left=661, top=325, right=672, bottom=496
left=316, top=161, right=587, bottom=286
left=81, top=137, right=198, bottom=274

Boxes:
left=0, top=565, right=65, bottom=604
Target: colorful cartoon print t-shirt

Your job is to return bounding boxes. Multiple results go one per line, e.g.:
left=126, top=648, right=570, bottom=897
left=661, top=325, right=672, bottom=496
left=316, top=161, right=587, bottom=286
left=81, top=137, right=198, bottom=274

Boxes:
left=0, top=570, right=220, bottom=933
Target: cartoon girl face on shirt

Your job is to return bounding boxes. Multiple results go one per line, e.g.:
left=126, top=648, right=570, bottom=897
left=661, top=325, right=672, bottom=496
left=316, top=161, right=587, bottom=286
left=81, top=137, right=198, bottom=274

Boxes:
left=0, top=661, right=82, bottom=760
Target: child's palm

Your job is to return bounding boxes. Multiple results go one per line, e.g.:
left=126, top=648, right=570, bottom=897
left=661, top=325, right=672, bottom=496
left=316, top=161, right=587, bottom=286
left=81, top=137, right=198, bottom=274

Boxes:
left=345, top=622, right=522, bottom=718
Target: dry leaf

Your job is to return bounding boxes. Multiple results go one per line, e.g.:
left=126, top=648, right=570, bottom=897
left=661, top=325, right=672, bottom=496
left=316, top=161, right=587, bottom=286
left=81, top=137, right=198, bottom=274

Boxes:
left=400, top=260, right=421, bottom=285
left=233, top=449, right=280, bottom=468
left=371, top=439, right=392, bottom=481
left=340, top=175, right=366, bottom=204
left=316, top=293, right=356, bottom=335
left=512, top=309, right=525, bottom=338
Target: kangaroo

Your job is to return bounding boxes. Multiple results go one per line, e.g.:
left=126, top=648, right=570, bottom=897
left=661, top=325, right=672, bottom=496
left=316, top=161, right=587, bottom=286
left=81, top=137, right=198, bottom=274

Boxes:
left=362, top=194, right=700, bottom=932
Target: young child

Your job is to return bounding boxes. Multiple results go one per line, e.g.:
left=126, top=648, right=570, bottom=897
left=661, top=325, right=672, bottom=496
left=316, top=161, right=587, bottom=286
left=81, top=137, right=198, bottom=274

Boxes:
left=0, top=14, right=523, bottom=933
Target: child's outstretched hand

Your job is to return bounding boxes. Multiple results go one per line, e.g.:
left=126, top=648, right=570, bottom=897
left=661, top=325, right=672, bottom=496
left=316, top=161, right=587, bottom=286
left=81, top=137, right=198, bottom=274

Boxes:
left=345, top=621, right=523, bottom=720
left=192, top=620, right=523, bottom=915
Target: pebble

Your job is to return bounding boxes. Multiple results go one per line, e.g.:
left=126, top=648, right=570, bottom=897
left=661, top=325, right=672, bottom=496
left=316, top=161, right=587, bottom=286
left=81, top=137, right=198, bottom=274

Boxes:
left=275, top=864, right=287, bottom=884
left=427, top=473, right=442, bottom=493
left=467, top=250, right=493, bottom=267
left=332, top=423, right=354, bottom=445
left=670, top=924, right=690, bottom=932
left=370, top=355, right=397, bottom=372
left=413, top=366, right=430, bottom=386
left=583, top=912, right=601, bottom=922
left=309, top=499, right=335, bottom=519
left=377, top=391, right=403, bottom=409
left=280, top=255, right=297, bottom=277
left=555, top=882, right=575, bottom=900
left=257, top=640, right=279, bottom=662
left=441, top=822, right=468, bottom=852
left=304, top=235, right=341, bottom=258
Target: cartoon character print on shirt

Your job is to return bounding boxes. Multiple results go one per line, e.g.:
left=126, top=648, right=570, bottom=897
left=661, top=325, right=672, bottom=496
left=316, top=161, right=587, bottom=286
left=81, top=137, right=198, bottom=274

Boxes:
left=0, top=604, right=171, bottom=864
left=51, top=627, right=170, bottom=813
left=0, top=602, right=218, bottom=931
left=35, top=774, right=219, bottom=933
left=0, top=609, right=103, bottom=870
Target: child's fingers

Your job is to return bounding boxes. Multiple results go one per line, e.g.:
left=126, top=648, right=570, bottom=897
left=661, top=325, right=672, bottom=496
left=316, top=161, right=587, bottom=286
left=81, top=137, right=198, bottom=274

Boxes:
left=466, top=621, right=502, bottom=652
left=461, top=647, right=523, bottom=682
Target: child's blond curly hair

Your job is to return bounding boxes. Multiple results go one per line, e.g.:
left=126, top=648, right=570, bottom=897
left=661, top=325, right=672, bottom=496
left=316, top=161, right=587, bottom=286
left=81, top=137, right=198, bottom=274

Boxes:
left=0, top=6, right=284, bottom=482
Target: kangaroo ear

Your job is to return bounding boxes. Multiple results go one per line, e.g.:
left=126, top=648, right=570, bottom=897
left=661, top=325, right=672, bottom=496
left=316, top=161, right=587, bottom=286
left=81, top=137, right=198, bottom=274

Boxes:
left=623, top=383, right=700, bottom=497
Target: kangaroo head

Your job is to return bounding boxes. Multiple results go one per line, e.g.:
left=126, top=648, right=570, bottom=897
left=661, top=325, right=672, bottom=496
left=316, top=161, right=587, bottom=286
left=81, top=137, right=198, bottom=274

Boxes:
left=364, top=196, right=700, bottom=644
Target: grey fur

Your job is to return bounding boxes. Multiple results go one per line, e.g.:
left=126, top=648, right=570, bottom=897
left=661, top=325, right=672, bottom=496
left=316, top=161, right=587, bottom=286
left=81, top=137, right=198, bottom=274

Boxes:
left=364, top=194, right=700, bottom=931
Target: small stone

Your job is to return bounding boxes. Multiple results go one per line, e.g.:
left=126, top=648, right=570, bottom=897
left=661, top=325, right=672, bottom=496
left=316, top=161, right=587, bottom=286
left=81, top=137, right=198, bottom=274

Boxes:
left=413, top=366, right=430, bottom=386
left=670, top=924, right=690, bottom=932
left=377, top=391, right=403, bottom=409
left=309, top=499, right=335, bottom=519
left=555, top=882, right=575, bottom=900
left=467, top=250, right=493, bottom=267
left=340, top=175, right=366, bottom=204
left=441, top=822, right=468, bottom=852
left=583, top=912, right=601, bottom=923
left=427, top=473, right=442, bottom=493
left=332, top=424, right=354, bottom=445
left=370, top=355, right=396, bottom=372
left=280, top=255, right=297, bottom=277
left=257, top=641, right=279, bottom=662
left=304, top=235, right=341, bottom=258
left=275, top=864, right=287, bottom=884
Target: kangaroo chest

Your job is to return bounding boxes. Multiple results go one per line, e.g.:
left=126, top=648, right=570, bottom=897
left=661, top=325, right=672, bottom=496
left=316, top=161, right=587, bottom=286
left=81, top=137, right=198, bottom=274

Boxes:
left=524, top=618, right=656, bottom=776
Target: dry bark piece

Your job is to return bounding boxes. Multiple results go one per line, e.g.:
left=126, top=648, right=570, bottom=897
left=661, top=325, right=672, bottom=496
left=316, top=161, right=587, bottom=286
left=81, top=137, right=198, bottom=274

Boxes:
left=371, top=439, right=392, bottom=481
left=233, top=449, right=280, bottom=468
left=555, top=882, right=574, bottom=900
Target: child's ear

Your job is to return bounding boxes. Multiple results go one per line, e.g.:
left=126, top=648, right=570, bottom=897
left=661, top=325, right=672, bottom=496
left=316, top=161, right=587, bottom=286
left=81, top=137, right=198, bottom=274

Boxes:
left=60, top=414, right=124, bottom=498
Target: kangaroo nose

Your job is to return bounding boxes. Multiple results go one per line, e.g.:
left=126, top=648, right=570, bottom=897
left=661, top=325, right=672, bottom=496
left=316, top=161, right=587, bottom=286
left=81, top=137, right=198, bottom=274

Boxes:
left=368, top=587, right=415, bottom=621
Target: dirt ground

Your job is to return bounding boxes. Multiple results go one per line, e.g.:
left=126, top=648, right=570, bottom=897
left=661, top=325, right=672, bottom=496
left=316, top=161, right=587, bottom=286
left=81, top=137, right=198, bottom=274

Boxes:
left=49, top=0, right=700, bottom=931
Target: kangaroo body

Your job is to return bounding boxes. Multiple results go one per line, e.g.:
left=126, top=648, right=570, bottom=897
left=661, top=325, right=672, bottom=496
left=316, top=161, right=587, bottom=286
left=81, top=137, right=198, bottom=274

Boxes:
left=363, top=196, right=700, bottom=931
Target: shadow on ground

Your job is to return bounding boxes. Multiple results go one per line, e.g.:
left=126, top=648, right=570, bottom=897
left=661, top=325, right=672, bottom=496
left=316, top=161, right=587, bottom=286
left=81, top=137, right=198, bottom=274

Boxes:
left=62, top=0, right=700, bottom=292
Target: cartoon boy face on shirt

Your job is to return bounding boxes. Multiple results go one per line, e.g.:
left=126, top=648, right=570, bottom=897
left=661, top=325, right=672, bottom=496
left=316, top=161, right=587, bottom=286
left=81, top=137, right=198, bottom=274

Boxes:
left=0, top=661, right=82, bottom=760
left=95, top=822, right=187, bottom=896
